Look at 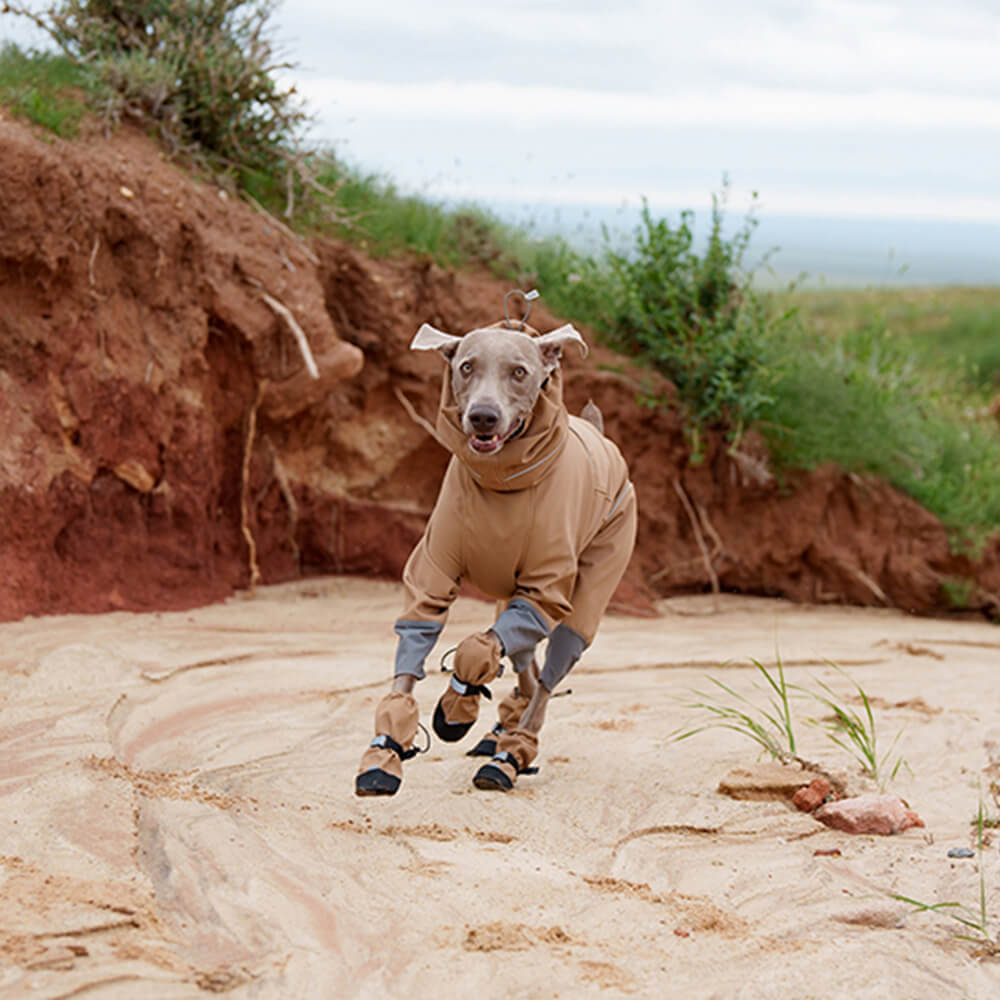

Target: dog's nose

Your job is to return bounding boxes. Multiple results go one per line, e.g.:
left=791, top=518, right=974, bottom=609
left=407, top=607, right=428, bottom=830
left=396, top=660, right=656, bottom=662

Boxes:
left=468, top=405, right=500, bottom=435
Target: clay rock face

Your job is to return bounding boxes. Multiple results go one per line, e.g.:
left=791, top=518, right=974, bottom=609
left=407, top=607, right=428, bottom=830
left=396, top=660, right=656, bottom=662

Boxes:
left=0, top=117, right=363, bottom=618
left=814, top=795, right=925, bottom=836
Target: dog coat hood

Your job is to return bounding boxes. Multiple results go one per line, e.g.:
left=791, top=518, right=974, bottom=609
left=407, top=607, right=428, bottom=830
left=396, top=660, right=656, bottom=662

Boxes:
left=434, top=328, right=569, bottom=493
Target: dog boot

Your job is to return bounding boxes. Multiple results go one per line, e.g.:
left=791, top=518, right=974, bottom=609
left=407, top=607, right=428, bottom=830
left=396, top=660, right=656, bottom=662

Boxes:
left=355, top=691, right=420, bottom=797
left=472, top=727, right=539, bottom=792
left=433, top=631, right=502, bottom=743
left=466, top=686, right=531, bottom=757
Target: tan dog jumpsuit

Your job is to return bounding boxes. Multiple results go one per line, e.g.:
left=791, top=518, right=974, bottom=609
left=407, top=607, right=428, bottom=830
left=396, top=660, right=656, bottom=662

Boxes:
left=394, top=361, right=637, bottom=692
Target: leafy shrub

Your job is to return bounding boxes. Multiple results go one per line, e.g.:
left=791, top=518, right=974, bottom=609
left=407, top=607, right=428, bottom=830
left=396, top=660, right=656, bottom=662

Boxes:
left=535, top=185, right=790, bottom=443
left=5, top=0, right=306, bottom=177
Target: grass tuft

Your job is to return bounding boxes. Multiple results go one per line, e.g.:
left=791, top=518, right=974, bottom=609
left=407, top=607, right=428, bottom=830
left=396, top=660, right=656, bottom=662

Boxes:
left=805, top=666, right=906, bottom=792
left=0, top=43, right=95, bottom=136
left=893, top=800, right=997, bottom=951
left=672, top=655, right=799, bottom=763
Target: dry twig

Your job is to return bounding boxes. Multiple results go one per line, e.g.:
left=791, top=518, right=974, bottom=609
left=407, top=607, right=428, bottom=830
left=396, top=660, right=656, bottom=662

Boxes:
left=394, top=386, right=444, bottom=445
left=673, top=479, right=720, bottom=610
left=240, top=381, right=267, bottom=593
left=259, top=292, right=319, bottom=379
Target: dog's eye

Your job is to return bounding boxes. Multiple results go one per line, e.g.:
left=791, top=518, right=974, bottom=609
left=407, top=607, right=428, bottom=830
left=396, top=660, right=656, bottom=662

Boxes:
left=459, top=361, right=473, bottom=376
left=512, top=366, right=527, bottom=379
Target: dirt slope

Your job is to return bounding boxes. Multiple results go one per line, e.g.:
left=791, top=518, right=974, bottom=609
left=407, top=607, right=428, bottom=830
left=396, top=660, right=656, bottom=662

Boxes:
left=1, top=114, right=998, bottom=621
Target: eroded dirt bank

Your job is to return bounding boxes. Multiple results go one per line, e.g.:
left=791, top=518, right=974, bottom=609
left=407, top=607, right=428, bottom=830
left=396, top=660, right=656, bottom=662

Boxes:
left=1, top=115, right=998, bottom=621
left=1, top=580, right=999, bottom=997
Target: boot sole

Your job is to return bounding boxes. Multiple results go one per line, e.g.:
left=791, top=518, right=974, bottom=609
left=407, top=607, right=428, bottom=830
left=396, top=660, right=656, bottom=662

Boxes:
left=433, top=700, right=475, bottom=743
left=472, top=763, right=513, bottom=792
left=355, top=768, right=401, bottom=797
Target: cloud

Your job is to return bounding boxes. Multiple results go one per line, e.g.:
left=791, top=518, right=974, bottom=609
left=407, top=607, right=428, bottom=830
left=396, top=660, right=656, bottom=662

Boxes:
left=280, top=0, right=1000, bottom=98
left=300, top=76, right=1000, bottom=131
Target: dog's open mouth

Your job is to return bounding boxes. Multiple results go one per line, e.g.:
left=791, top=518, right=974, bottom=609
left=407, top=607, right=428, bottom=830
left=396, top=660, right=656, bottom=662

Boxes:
left=470, top=433, right=503, bottom=454
left=467, top=419, right=525, bottom=456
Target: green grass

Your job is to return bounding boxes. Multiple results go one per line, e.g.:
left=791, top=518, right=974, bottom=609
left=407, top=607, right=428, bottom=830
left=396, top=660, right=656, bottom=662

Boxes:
left=759, top=302, right=1000, bottom=550
left=241, top=153, right=538, bottom=278
left=672, top=655, right=800, bottom=762
left=806, top=667, right=906, bottom=792
left=0, top=44, right=96, bottom=137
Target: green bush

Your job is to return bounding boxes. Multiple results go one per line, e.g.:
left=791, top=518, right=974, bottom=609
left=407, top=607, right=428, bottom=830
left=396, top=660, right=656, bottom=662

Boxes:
left=534, top=186, right=789, bottom=443
left=5, top=0, right=306, bottom=177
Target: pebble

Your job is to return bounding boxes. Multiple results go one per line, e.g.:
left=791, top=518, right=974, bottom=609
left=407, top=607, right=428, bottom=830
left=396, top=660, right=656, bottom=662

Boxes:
left=947, top=847, right=975, bottom=859
left=793, top=777, right=832, bottom=812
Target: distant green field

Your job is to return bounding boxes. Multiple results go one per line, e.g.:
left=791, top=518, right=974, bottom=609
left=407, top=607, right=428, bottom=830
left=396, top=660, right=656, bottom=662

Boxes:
left=761, top=286, right=1000, bottom=551
left=786, top=286, right=1000, bottom=394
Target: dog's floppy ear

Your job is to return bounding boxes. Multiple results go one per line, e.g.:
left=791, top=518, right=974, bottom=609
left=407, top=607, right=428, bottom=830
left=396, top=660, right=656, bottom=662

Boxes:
left=411, top=323, right=462, bottom=358
left=536, top=324, right=588, bottom=372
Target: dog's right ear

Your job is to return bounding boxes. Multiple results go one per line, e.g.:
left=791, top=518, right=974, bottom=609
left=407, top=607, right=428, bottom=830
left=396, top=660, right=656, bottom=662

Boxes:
left=411, top=323, right=461, bottom=359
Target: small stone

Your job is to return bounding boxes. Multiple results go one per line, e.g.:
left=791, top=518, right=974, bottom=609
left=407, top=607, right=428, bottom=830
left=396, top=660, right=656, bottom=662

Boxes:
left=947, top=847, right=975, bottom=859
left=814, top=794, right=924, bottom=836
left=717, top=762, right=825, bottom=802
left=793, top=777, right=832, bottom=812
left=119, top=185, right=134, bottom=199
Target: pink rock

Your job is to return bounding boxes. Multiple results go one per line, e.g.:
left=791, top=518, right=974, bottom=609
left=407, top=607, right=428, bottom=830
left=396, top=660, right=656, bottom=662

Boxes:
left=793, top=777, right=832, bottom=812
left=814, top=794, right=924, bottom=835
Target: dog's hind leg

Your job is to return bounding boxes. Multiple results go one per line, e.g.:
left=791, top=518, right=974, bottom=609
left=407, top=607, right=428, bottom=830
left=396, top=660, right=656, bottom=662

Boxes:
left=471, top=660, right=552, bottom=791
left=466, top=657, right=536, bottom=758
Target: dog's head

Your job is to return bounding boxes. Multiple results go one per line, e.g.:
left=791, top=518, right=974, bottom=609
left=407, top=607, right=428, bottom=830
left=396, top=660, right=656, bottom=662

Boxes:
left=411, top=321, right=588, bottom=455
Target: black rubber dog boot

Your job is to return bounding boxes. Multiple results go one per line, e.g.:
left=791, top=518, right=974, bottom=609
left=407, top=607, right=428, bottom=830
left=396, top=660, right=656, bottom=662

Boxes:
left=355, top=768, right=402, bottom=797
left=433, top=697, right=476, bottom=743
left=472, top=762, right=514, bottom=792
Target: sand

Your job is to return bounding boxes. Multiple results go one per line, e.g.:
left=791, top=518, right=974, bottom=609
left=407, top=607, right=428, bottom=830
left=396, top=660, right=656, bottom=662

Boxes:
left=1, top=578, right=999, bottom=998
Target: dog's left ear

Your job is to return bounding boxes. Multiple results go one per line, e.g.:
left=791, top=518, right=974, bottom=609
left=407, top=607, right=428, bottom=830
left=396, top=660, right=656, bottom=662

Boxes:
left=536, top=324, right=588, bottom=372
left=411, top=323, right=462, bottom=359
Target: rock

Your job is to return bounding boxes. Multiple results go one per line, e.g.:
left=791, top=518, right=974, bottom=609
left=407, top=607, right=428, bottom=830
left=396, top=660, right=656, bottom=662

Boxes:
left=717, top=762, right=826, bottom=802
left=814, top=795, right=924, bottom=835
left=793, top=777, right=832, bottom=812
left=947, top=847, right=975, bottom=859
left=114, top=460, right=156, bottom=493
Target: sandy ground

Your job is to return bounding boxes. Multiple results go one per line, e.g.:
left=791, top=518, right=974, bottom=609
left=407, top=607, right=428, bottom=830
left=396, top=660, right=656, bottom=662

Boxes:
left=1, top=578, right=999, bottom=999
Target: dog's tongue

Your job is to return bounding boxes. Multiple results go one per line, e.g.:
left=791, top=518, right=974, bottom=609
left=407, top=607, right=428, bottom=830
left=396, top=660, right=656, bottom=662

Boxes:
left=470, top=434, right=502, bottom=454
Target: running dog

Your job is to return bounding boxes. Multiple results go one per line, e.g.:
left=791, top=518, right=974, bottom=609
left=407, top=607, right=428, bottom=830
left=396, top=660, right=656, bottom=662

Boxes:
left=355, top=312, right=637, bottom=795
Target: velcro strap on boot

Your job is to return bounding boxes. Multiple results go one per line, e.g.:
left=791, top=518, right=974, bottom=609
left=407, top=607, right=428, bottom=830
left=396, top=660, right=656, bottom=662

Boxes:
left=492, top=750, right=539, bottom=776
left=450, top=675, right=493, bottom=700
left=370, top=724, right=430, bottom=762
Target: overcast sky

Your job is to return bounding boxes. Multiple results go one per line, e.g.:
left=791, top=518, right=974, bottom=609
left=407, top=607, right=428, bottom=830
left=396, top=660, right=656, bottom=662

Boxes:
left=276, top=0, right=1000, bottom=225
left=4, top=1, right=999, bottom=226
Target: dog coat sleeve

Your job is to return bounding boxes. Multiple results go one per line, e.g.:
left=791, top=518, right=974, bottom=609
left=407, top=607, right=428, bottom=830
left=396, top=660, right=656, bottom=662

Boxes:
left=394, top=527, right=462, bottom=680
left=393, top=620, right=443, bottom=680
left=490, top=598, right=550, bottom=660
